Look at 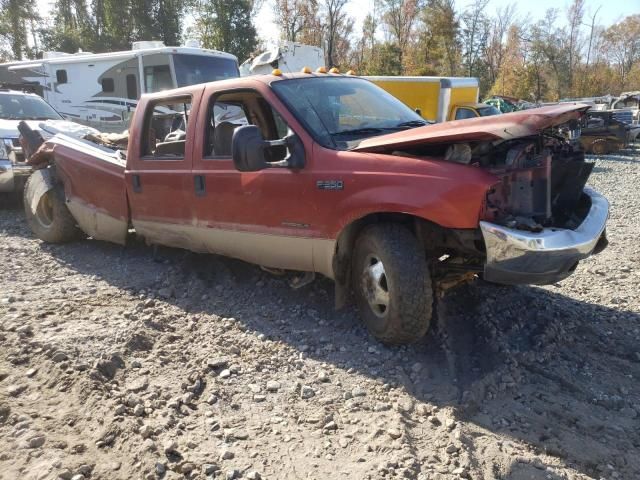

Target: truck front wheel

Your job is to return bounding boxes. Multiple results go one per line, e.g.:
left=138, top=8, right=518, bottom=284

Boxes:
left=23, top=174, right=80, bottom=243
left=352, top=224, right=433, bottom=344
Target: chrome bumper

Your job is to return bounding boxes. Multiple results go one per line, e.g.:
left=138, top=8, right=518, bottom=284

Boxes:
left=480, top=188, right=609, bottom=285
left=0, top=159, right=31, bottom=193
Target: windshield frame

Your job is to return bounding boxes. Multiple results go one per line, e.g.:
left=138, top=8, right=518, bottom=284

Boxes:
left=0, top=93, right=64, bottom=121
left=270, top=76, right=427, bottom=151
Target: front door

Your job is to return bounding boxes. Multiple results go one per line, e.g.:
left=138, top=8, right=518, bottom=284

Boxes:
left=189, top=84, right=321, bottom=272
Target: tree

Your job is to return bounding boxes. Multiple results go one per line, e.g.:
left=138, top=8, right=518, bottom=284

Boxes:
left=602, top=14, right=640, bottom=89
left=0, top=0, right=39, bottom=59
left=192, top=0, right=258, bottom=61
left=566, top=0, right=585, bottom=96
left=273, top=0, right=320, bottom=43
left=323, top=0, right=351, bottom=67
left=380, top=0, right=421, bottom=71
left=413, top=0, right=460, bottom=76
left=460, top=0, right=490, bottom=78
left=367, top=42, right=403, bottom=75
left=484, top=4, right=516, bottom=87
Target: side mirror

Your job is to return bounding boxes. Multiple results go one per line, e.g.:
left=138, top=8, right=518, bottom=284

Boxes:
left=231, top=125, right=305, bottom=172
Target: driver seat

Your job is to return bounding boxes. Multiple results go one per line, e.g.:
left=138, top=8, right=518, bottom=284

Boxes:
left=212, top=122, right=238, bottom=156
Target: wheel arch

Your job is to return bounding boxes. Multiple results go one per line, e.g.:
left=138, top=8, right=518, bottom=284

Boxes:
left=332, top=211, right=441, bottom=308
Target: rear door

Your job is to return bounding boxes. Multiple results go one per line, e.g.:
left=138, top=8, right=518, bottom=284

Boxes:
left=125, top=88, right=204, bottom=250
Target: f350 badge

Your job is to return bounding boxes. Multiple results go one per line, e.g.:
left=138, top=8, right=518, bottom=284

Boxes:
left=316, top=180, right=344, bottom=191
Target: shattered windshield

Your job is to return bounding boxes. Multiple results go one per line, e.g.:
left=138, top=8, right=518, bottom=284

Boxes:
left=0, top=94, right=63, bottom=121
left=272, top=77, right=427, bottom=150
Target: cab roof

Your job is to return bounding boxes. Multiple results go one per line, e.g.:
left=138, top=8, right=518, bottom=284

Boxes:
left=140, top=72, right=362, bottom=101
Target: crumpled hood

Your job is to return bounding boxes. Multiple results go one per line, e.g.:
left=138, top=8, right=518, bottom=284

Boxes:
left=0, top=119, right=98, bottom=140
left=354, top=103, right=590, bottom=153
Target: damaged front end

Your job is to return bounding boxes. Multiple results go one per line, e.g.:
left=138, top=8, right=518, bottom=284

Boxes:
left=354, top=104, right=609, bottom=285
left=475, top=130, right=608, bottom=284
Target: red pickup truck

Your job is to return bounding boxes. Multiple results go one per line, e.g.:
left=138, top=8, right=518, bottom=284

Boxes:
left=21, top=72, right=609, bottom=344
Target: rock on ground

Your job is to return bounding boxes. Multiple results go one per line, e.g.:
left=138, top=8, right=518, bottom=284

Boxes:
left=0, top=146, right=639, bottom=479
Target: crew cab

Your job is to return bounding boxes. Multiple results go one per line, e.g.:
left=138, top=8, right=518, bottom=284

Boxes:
left=21, top=72, right=609, bottom=344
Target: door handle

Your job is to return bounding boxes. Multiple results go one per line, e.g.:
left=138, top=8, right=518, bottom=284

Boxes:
left=194, top=175, right=206, bottom=197
left=132, top=174, right=142, bottom=193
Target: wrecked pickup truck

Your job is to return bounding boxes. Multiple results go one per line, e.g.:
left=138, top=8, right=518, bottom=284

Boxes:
left=21, top=72, right=608, bottom=344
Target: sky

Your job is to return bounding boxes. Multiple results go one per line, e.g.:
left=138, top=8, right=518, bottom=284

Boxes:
left=256, top=0, right=640, bottom=46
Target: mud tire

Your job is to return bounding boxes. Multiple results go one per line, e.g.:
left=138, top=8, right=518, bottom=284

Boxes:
left=23, top=174, right=81, bottom=243
left=352, top=224, right=433, bottom=344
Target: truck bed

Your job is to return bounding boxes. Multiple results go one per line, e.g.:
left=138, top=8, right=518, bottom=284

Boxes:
left=45, top=133, right=129, bottom=244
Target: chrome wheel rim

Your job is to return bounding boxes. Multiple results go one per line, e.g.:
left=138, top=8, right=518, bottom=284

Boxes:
left=35, top=192, right=54, bottom=228
left=361, top=254, right=390, bottom=318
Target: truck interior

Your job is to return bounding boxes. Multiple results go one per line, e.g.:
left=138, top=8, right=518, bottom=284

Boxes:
left=142, top=96, right=192, bottom=158
left=204, top=90, right=289, bottom=161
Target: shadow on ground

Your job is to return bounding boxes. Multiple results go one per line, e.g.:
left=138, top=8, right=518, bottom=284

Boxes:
left=2, top=189, right=639, bottom=478
left=19, top=229, right=637, bottom=479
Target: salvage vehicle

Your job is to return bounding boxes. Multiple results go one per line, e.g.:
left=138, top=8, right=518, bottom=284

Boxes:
left=580, top=110, right=632, bottom=154
left=448, top=102, right=501, bottom=120
left=0, top=88, right=96, bottom=195
left=20, top=71, right=609, bottom=344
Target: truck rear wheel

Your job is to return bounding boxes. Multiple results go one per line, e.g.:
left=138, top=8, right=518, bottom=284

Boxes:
left=352, top=224, right=433, bottom=344
left=23, top=174, right=80, bottom=243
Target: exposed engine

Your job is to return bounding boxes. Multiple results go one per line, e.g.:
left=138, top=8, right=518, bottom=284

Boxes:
left=478, top=134, right=593, bottom=231
left=392, top=124, right=594, bottom=233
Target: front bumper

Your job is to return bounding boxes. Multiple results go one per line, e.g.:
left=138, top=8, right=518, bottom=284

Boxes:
left=0, top=159, right=31, bottom=193
left=480, top=188, right=609, bottom=285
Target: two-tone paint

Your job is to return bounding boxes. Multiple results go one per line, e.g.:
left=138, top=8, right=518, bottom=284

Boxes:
left=34, top=73, right=604, bottom=287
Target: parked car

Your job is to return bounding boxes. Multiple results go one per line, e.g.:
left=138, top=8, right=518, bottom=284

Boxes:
left=20, top=72, right=608, bottom=344
left=580, top=110, right=632, bottom=155
left=0, top=89, right=97, bottom=195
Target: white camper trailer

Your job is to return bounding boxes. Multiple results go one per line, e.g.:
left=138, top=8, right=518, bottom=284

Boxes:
left=0, top=41, right=239, bottom=132
left=240, top=42, right=325, bottom=76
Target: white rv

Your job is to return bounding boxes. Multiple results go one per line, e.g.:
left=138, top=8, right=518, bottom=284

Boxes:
left=0, top=41, right=239, bottom=132
left=240, top=42, right=325, bottom=76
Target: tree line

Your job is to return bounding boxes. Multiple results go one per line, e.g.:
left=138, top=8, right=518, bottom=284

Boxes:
left=1, top=0, right=638, bottom=101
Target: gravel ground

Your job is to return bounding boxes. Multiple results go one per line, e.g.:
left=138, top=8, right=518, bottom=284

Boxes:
left=1, top=145, right=639, bottom=480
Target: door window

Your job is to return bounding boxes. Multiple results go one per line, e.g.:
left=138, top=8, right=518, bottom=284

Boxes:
left=454, top=108, right=478, bottom=120
left=101, top=78, right=115, bottom=93
left=204, top=90, right=290, bottom=161
left=126, top=74, right=138, bottom=100
left=142, top=95, right=192, bottom=159
left=56, top=70, right=67, bottom=84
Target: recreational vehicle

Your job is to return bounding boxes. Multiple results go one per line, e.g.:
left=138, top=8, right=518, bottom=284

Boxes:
left=0, top=41, right=239, bottom=132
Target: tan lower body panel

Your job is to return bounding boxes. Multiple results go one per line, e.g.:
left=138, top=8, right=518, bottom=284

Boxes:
left=133, top=219, right=337, bottom=279
left=67, top=197, right=128, bottom=245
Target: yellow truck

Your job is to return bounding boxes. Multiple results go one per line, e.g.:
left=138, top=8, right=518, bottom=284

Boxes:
left=364, top=76, right=499, bottom=122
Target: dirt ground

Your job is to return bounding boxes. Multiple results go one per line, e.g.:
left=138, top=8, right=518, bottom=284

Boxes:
left=1, top=145, right=639, bottom=480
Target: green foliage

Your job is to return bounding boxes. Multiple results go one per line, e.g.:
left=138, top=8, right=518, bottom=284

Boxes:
left=0, top=0, right=39, bottom=59
left=192, top=0, right=258, bottom=61
left=0, top=0, right=638, bottom=102
left=38, top=0, right=184, bottom=54
left=365, top=42, right=403, bottom=75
